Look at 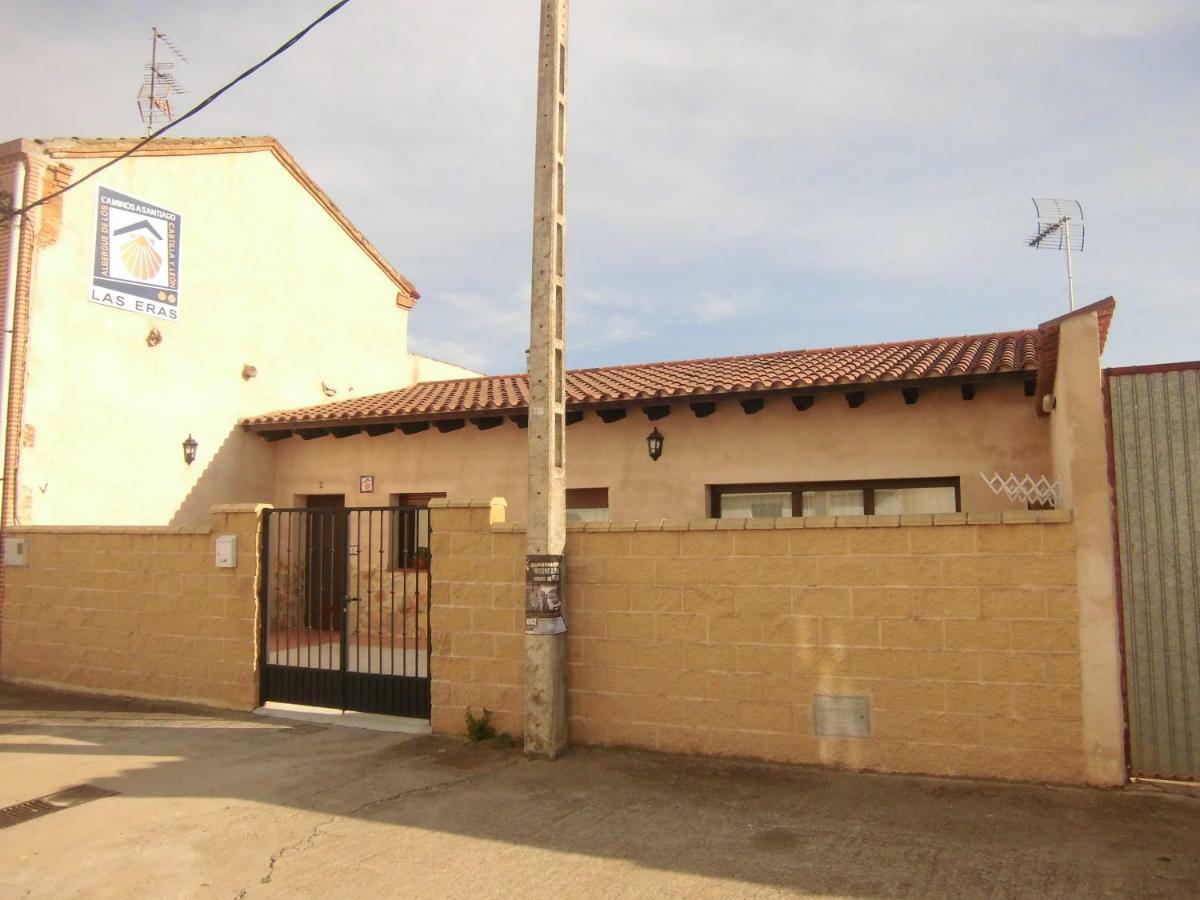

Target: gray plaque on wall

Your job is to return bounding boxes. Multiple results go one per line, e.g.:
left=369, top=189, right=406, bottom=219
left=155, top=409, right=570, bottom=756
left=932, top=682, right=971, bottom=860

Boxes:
left=813, top=694, right=871, bottom=738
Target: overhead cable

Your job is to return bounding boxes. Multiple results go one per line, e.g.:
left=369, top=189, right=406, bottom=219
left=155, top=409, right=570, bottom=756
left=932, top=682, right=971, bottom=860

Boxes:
left=4, top=0, right=352, bottom=219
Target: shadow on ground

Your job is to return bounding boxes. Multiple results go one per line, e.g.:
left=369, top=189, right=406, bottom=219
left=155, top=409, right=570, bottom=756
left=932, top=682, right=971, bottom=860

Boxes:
left=1, top=683, right=1198, bottom=899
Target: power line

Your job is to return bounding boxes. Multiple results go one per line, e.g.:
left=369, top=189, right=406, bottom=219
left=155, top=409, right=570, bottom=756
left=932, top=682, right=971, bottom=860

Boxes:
left=4, top=0, right=352, bottom=220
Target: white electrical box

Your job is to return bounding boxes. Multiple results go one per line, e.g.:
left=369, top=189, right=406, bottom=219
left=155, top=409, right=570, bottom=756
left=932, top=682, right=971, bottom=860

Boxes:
left=4, top=537, right=28, bottom=567
left=215, top=534, right=237, bottom=568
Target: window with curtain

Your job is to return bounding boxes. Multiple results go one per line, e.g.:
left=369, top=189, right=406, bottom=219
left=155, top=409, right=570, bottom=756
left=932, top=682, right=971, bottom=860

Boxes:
left=800, top=489, right=864, bottom=517
left=716, top=491, right=793, bottom=519
left=873, top=486, right=958, bottom=515
left=712, top=479, right=959, bottom=518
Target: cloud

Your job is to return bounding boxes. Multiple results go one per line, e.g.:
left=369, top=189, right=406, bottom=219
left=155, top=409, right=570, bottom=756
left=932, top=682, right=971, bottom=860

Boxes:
left=407, top=287, right=529, bottom=374
left=3, top=0, right=1198, bottom=370
left=693, top=290, right=767, bottom=324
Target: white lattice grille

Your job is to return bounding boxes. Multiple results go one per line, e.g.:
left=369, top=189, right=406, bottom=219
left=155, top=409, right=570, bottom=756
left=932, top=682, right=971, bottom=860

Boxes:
left=979, top=472, right=1061, bottom=508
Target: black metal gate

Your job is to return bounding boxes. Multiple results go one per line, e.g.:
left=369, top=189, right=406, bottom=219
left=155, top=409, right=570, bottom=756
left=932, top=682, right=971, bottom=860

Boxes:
left=259, top=506, right=432, bottom=719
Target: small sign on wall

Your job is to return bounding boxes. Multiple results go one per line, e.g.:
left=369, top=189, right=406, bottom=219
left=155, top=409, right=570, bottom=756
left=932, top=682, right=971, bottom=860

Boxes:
left=525, top=554, right=566, bottom=635
left=359, top=475, right=375, bottom=494
left=4, top=537, right=29, bottom=567
left=90, top=186, right=182, bottom=321
left=214, top=535, right=237, bottom=569
left=813, top=694, right=870, bottom=738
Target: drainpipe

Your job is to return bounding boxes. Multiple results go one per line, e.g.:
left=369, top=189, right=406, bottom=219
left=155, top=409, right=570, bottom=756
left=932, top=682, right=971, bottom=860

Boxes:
left=0, top=152, right=26, bottom=670
left=0, top=156, right=25, bottom=525
left=1, top=151, right=32, bottom=530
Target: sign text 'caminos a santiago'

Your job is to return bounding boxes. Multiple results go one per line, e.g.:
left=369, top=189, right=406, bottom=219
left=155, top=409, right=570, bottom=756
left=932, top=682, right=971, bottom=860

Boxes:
left=91, top=187, right=182, bottom=321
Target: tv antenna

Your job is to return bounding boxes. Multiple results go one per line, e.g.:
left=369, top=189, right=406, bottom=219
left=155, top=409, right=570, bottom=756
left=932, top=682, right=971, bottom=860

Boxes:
left=1027, top=197, right=1084, bottom=311
left=137, top=27, right=189, bottom=137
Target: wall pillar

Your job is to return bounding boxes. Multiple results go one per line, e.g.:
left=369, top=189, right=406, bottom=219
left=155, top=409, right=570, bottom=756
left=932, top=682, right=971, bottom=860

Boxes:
left=1049, top=310, right=1125, bottom=785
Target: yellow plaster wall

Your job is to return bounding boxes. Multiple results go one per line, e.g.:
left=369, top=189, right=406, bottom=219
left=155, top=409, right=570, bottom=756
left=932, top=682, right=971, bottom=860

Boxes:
left=19, top=147, right=417, bottom=526
left=272, top=380, right=1049, bottom=519
left=0, top=505, right=264, bottom=709
left=1048, top=310, right=1125, bottom=785
left=430, top=503, right=1088, bottom=784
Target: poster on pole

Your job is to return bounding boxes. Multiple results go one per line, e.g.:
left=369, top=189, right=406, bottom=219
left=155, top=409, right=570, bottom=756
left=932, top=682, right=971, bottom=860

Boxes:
left=525, top=554, right=566, bottom=634
left=90, top=186, right=182, bottom=321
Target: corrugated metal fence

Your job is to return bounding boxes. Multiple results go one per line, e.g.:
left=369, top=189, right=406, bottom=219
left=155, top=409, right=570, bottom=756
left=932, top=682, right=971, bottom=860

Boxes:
left=1107, top=364, right=1200, bottom=780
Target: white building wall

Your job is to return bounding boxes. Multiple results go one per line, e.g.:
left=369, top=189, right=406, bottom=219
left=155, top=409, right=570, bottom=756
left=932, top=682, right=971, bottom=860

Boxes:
left=18, top=145, right=421, bottom=525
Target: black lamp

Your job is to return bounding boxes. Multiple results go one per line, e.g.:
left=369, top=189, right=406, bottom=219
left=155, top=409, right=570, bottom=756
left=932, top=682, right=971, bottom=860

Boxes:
left=646, top=427, right=664, bottom=462
left=182, top=434, right=198, bottom=465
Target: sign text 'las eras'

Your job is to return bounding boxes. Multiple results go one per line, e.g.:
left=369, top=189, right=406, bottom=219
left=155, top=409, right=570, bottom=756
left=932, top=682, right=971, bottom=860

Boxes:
left=90, top=186, right=182, bottom=321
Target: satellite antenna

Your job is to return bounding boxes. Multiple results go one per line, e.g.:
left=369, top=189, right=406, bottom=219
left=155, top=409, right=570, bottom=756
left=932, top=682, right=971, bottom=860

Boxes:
left=137, top=27, right=189, bottom=136
left=1027, top=197, right=1084, bottom=311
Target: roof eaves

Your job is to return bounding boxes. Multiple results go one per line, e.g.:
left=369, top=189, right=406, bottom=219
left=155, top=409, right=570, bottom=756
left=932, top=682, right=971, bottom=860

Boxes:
left=241, top=367, right=1032, bottom=432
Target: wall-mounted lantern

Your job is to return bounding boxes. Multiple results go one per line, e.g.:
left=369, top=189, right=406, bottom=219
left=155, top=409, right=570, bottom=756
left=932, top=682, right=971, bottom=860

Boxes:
left=646, top=427, right=664, bottom=462
left=182, top=434, right=198, bottom=465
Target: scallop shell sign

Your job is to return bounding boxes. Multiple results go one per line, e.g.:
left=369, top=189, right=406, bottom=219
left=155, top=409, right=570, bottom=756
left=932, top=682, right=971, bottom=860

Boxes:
left=91, top=187, right=181, bottom=321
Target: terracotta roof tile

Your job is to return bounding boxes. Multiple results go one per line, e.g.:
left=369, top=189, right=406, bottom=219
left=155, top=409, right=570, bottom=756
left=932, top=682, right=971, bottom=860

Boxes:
left=245, top=327, right=1041, bottom=429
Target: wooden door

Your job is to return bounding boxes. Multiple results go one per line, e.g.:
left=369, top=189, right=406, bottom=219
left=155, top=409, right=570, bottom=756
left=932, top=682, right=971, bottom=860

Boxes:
left=305, top=494, right=347, bottom=632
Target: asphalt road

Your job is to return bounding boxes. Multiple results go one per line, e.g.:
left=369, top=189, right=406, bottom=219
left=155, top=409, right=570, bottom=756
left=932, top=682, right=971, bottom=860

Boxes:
left=0, top=683, right=1197, bottom=899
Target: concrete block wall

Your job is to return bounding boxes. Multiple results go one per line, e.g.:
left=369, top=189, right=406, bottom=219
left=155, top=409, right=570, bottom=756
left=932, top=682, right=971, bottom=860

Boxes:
left=429, top=502, right=525, bottom=736
left=0, top=504, right=265, bottom=709
left=431, top=502, right=1088, bottom=783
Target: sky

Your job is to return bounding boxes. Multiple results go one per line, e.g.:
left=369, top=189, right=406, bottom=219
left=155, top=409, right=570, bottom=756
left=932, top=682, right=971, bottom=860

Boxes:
left=3, top=0, right=1198, bottom=375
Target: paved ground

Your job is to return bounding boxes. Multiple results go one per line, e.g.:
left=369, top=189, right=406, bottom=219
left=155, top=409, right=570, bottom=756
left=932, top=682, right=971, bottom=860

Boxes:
left=0, top=684, right=1197, bottom=899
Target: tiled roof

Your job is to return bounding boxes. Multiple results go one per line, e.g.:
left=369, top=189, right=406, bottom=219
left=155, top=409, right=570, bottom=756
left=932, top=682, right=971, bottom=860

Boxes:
left=245, top=328, right=1041, bottom=429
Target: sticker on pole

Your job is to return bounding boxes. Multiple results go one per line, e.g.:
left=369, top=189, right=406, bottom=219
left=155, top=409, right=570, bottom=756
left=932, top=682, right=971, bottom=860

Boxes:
left=525, top=554, right=566, bottom=634
left=91, top=186, right=182, bottom=321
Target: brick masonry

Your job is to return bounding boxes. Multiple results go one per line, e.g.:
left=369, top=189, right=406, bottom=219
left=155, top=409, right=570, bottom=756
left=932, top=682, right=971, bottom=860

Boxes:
left=430, top=503, right=1086, bottom=783
left=0, top=156, right=15, bottom=647
left=0, top=505, right=264, bottom=709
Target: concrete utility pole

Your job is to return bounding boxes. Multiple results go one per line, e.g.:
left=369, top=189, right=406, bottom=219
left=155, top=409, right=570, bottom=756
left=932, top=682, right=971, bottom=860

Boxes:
left=523, top=0, right=570, bottom=758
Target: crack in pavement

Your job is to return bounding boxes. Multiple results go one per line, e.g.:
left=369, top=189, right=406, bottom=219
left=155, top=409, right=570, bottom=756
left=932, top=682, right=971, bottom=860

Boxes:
left=235, top=756, right=523, bottom=897
left=344, top=757, right=524, bottom=819
left=258, top=815, right=337, bottom=887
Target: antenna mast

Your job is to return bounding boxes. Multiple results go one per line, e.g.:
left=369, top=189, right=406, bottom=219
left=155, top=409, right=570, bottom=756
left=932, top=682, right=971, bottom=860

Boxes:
left=1027, top=197, right=1085, bottom=312
left=138, top=27, right=189, bottom=136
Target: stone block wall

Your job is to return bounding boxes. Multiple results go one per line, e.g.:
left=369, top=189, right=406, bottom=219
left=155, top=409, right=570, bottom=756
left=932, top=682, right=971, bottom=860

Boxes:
left=429, top=503, right=525, bottom=735
left=431, top=502, right=1087, bottom=783
left=0, top=504, right=264, bottom=709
